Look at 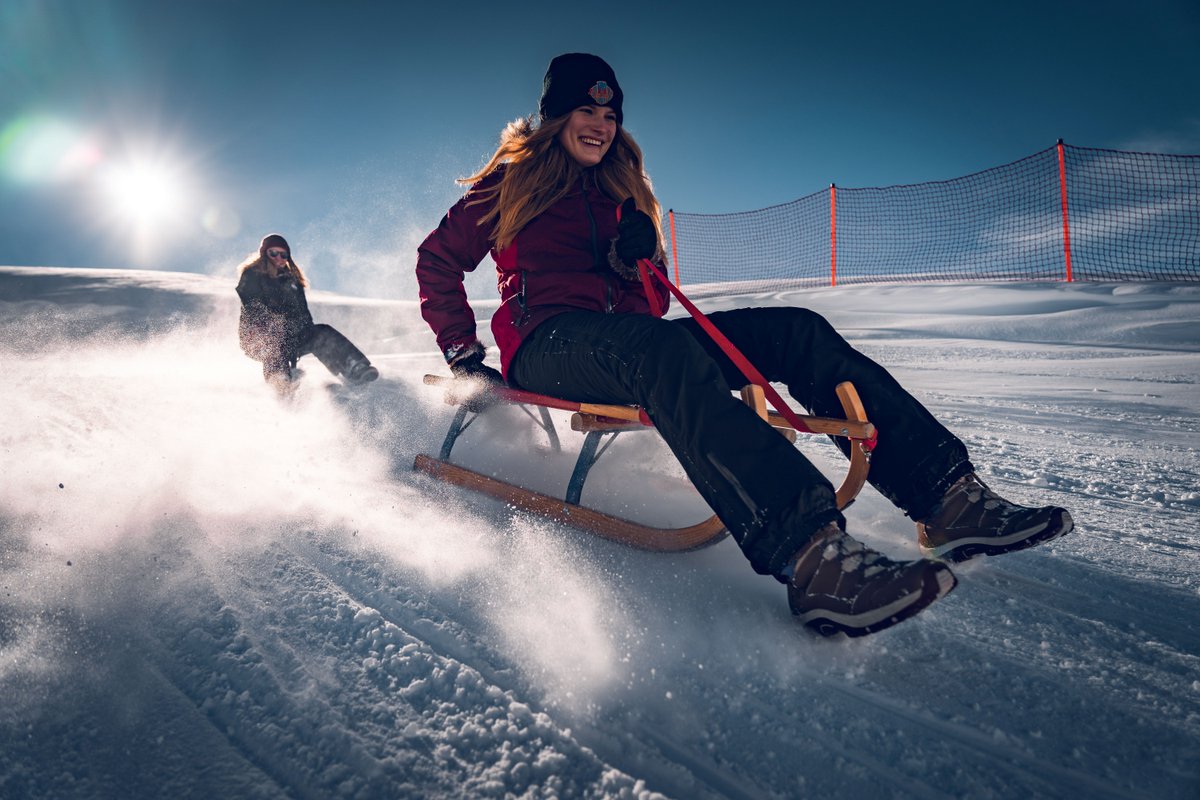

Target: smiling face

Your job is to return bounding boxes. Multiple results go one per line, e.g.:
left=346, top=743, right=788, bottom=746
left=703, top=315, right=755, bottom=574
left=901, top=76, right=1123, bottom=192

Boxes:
left=556, top=105, right=618, bottom=167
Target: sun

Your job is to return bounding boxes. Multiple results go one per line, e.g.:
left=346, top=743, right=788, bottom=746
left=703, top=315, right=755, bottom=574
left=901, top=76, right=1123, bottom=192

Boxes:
left=95, top=152, right=198, bottom=261
left=101, top=158, right=188, bottom=227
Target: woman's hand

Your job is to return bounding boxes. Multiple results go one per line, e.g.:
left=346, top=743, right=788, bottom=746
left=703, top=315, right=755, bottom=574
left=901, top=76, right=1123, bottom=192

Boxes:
left=614, top=198, right=657, bottom=267
left=450, top=349, right=504, bottom=385
left=609, top=198, right=658, bottom=280
left=449, top=347, right=504, bottom=411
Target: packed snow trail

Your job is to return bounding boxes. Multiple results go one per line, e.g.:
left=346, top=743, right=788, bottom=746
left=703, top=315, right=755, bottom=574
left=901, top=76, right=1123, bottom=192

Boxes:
left=1, top=267, right=1197, bottom=798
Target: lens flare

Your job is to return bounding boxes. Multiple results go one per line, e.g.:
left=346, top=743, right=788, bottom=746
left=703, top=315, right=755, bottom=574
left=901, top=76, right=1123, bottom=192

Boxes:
left=0, top=114, right=101, bottom=183
left=201, top=204, right=241, bottom=238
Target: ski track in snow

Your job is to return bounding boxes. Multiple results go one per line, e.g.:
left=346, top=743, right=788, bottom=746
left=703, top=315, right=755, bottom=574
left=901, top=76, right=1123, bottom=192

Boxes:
left=1, top=268, right=1198, bottom=799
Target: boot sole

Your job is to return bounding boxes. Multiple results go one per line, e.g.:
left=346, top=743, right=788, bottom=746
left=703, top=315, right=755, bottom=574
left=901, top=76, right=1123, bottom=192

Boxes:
left=799, top=566, right=957, bottom=638
left=921, top=509, right=1074, bottom=563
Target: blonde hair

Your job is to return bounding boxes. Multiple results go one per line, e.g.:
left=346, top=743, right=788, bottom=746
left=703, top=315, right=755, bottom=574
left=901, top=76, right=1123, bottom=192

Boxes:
left=237, top=252, right=309, bottom=288
left=461, top=115, right=664, bottom=257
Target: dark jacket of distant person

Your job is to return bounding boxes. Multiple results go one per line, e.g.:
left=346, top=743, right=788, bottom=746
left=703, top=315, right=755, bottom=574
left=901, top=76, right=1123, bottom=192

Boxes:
left=236, top=237, right=313, bottom=364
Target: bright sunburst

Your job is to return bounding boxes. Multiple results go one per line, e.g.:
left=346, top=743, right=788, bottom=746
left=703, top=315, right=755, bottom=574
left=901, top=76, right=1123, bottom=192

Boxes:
left=101, top=158, right=188, bottom=227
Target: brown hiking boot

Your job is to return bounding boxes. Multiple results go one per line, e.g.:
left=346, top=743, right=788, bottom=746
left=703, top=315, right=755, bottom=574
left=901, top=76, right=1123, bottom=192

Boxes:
left=788, top=523, right=957, bottom=638
left=917, top=473, right=1073, bottom=563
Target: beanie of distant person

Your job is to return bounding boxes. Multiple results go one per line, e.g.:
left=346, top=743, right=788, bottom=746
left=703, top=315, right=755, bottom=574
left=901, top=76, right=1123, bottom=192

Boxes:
left=259, top=233, right=290, bottom=256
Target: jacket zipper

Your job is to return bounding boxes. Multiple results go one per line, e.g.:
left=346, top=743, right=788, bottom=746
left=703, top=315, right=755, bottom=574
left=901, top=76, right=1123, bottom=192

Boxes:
left=580, top=172, right=614, bottom=312
left=516, top=270, right=529, bottom=326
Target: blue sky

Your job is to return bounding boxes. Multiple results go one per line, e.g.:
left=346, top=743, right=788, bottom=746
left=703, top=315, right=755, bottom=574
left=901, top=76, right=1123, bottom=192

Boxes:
left=2, top=0, right=1197, bottom=296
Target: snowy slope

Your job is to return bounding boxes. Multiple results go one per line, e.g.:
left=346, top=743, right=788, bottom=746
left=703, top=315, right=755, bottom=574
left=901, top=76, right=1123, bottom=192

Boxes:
left=1, top=266, right=1197, bottom=799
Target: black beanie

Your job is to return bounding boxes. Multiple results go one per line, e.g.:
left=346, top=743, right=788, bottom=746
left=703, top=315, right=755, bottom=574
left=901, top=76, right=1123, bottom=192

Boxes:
left=538, top=53, right=623, bottom=125
left=259, top=233, right=290, bottom=256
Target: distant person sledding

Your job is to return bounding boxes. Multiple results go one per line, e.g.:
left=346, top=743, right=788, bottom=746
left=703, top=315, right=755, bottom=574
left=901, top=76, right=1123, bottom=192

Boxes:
left=236, top=233, right=379, bottom=395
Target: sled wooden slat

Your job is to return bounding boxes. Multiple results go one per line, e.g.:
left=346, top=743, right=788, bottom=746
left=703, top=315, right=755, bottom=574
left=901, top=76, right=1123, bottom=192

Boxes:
left=423, top=374, right=875, bottom=440
left=416, top=373, right=875, bottom=549
left=571, top=410, right=798, bottom=441
left=833, top=382, right=872, bottom=509
left=570, top=414, right=644, bottom=433
left=741, top=383, right=769, bottom=419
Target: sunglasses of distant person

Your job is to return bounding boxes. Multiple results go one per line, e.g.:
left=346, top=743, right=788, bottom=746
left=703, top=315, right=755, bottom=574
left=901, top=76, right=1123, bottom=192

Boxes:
left=266, top=249, right=289, bottom=258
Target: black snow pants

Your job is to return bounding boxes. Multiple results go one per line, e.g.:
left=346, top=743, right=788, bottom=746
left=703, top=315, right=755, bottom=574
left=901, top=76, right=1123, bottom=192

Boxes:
left=508, top=307, right=972, bottom=579
left=263, top=323, right=367, bottom=382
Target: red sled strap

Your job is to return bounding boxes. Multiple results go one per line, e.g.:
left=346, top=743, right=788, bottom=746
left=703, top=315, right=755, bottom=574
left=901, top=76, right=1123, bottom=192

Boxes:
left=653, top=256, right=877, bottom=449
left=616, top=200, right=875, bottom=449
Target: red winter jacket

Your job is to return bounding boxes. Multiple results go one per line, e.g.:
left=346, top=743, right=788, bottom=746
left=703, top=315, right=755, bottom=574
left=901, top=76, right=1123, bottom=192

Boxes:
left=416, top=166, right=671, bottom=379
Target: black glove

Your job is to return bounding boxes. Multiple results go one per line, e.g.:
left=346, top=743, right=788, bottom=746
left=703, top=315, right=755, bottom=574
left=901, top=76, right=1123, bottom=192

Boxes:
left=449, top=350, right=503, bottom=412
left=450, top=351, right=504, bottom=386
left=610, top=197, right=657, bottom=278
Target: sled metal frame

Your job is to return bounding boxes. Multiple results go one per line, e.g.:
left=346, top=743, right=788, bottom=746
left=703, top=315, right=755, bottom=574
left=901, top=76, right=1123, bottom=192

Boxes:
left=413, top=374, right=874, bottom=552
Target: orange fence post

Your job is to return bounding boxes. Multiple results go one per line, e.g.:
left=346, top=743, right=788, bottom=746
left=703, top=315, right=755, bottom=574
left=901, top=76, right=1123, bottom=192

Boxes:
left=1056, top=140, right=1074, bottom=282
left=668, top=209, right=680, bottom=286
left=830, top=184, right=838, bottom=287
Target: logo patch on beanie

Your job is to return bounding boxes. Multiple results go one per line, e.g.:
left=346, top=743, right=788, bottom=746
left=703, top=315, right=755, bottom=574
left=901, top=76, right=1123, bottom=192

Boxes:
left=588, top=81, right=614, bottom=105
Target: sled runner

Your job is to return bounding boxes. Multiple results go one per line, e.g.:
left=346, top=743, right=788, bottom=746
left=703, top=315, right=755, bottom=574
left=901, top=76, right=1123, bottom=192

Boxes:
left=413, top=374, right=875, bottom=552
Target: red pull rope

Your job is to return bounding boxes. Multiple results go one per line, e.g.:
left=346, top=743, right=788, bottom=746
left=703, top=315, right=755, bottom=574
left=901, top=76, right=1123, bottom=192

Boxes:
left=639, top=259, right=663, bottom=318
left=637, top=257, right=822, bottom=437
left=618, top=202, right=875, bottom=448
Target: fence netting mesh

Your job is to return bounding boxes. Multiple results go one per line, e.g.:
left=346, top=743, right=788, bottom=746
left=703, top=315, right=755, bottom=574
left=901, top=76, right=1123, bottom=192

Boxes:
left=667, top=144, right=1200, bottom=289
